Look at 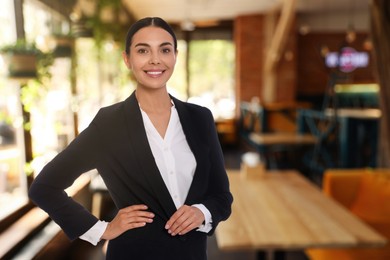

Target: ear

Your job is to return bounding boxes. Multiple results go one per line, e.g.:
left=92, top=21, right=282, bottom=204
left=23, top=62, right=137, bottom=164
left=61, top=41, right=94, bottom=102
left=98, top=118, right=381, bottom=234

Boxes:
left=122, top=51, right=131, bottom=69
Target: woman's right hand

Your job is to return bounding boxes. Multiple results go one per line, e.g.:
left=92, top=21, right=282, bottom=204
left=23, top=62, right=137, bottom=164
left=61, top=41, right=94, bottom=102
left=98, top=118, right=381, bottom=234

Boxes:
left=101, top=204, right=154, bottom=240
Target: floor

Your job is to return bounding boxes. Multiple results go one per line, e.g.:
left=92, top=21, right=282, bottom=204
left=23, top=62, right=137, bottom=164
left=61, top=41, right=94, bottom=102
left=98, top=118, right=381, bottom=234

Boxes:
left=61, top=146, right=310, bottom=260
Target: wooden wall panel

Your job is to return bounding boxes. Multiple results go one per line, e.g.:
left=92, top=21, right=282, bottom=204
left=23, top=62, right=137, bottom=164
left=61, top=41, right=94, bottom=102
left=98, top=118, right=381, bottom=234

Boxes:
left=297, top=32, right=375, bottom=97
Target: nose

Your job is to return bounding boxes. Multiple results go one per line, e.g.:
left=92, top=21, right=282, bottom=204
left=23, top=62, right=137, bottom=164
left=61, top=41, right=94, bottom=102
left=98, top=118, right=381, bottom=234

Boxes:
left=149, top=52, right=161, bottom=64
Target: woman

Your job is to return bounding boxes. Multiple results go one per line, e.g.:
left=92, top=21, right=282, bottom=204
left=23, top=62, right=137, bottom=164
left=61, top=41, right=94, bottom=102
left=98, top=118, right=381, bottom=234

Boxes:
left=29, top=17, right=233, bottom=260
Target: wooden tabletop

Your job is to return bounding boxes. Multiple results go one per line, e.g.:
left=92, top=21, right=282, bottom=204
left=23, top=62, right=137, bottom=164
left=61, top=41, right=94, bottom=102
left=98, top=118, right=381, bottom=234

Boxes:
left=324, top=108, right=381, bottom=119
left=249, top=132, right=317, bottom=146
left=216, top=170, right=387, bottom=251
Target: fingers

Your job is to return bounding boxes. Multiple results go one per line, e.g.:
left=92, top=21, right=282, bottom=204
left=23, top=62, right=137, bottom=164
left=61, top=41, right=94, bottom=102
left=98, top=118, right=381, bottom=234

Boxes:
left=101, top=204, right=154, bottom=240
left=120, top=205, right=155, bottom=227
left=165, top=205, right=204, bottom=236
left=103, top=204, right=205, bottom=240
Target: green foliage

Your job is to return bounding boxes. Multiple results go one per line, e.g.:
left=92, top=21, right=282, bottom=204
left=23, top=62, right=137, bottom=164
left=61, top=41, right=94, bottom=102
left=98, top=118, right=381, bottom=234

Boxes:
left=0, top=39, right=54, bottom=81
left=0, top=40, right=54, bottom=114
left=24, top=162, right=34, bottom=177
left=86, top=0, right=127, bottom=51
left=36, top=50, right=54, bottom=84
left=0, top=39, right=42, bottom=55
left=20, top=80, right=46, bottom=113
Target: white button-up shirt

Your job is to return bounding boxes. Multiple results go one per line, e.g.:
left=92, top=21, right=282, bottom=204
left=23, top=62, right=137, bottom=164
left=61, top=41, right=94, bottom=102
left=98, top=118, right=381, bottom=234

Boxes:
left=80, top=102, right=212, bottom=245
left=142, top=103, right=196, bottom=209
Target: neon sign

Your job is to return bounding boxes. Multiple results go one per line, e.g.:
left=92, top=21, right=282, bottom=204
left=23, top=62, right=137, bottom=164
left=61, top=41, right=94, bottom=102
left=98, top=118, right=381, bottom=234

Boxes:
left=325, top=47, right=369, bottom=73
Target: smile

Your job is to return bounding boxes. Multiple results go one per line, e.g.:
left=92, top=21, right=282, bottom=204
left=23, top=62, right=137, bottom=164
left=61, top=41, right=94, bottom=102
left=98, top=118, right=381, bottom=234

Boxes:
left=146, top=70, right=164, bottom=76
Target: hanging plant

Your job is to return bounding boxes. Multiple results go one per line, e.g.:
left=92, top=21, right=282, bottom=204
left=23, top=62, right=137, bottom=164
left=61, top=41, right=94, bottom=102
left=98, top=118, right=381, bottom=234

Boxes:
left=52, top=34, right=74, bottom=57
left=0, top=40, right=53, bottom=82
left=86, top=0, right=128, bottom=51
left=0, top=40, right=42, bottom=79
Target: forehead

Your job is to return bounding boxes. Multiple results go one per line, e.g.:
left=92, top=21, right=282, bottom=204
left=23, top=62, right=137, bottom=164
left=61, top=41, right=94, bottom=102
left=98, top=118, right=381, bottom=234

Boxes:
left=131, top=26, right=175, bottom=47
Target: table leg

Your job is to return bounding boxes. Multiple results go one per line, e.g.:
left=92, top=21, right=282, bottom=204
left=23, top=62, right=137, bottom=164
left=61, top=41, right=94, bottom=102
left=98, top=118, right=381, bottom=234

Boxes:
left=256, top=250, right=286, bottom=260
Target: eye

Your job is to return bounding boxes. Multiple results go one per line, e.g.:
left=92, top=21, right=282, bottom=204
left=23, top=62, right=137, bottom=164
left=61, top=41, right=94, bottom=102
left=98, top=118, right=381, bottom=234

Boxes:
left=161, top=48, right=172, bottom=54
left=136, top=48, right=148, bottom=54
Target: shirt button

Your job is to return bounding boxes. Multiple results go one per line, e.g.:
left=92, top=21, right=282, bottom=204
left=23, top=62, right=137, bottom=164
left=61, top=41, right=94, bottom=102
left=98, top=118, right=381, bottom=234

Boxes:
left=170, top=171, right=174, bottom=175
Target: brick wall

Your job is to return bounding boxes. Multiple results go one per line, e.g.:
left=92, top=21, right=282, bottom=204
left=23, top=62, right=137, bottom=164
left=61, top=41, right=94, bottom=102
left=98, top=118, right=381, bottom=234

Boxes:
left=234, top=13, right=297, bottom=104
left=234, top=14, right=265, bottom=103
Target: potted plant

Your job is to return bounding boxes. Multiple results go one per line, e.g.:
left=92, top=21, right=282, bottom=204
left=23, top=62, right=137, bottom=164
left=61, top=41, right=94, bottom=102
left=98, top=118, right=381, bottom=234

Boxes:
left=51, top=33, right=74, bottom=57
left=0, top=40, right=43, bottom=79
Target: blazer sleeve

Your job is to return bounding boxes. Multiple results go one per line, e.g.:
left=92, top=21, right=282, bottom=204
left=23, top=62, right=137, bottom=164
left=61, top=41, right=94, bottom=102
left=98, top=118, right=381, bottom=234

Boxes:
left=200, top=109, right=233, bottom=234
left=28, top=122, right=101, bottom=240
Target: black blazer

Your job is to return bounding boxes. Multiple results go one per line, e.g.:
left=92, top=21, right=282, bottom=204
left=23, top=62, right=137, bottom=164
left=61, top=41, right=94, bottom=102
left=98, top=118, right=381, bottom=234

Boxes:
left=29, top=92, right=233, bottom=260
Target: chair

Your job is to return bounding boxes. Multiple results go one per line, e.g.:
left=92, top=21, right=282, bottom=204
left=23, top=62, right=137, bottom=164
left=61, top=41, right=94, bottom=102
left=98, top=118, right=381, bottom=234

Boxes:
left=297, top=109, right=339, bottom=182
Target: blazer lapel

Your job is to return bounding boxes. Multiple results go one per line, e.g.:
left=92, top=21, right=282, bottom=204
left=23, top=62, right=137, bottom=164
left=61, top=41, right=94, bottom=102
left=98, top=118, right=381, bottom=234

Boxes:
left=123, top=93, right=177, bottom=219
left=172, top=97, right=207, bottom=205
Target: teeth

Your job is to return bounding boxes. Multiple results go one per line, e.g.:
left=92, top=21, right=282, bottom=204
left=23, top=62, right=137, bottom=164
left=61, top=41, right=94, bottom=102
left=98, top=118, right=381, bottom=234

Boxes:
left=147, top=71, right=162, bottom=75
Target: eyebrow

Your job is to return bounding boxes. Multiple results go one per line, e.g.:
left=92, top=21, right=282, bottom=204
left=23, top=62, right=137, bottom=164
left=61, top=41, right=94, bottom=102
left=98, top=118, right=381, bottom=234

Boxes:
left=134, top=42, right=173, bottom=48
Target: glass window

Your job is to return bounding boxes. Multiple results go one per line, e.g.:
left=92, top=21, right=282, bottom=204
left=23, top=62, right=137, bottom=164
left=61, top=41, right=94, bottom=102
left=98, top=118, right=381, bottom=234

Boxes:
left=22, top=0, right=75, bottom=175
left=27, top=57, right=75, bottom=170
left=169, top=38, right=236, bottom=120
left=188, top=39, right=235, bottom=120
left=0, top=0, right=28, bottom=220
left=0, top=79, right=28, bottom=220
left=167, top=40, right=188, bottom=101
left=75, top=38, right=134, bottom=132
left=0, top=0, right=16, bottom=46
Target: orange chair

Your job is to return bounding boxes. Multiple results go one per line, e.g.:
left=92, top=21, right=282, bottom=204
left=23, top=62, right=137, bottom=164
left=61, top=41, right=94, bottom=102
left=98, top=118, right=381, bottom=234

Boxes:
left=306, top=168, right=390, bottom=260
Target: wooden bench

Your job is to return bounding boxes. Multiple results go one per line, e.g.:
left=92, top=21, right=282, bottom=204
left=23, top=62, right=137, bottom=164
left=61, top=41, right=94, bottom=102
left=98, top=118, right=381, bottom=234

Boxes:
left=0, top=207, right=51, bottom=259
left=0, top=172, right=92, bottom=260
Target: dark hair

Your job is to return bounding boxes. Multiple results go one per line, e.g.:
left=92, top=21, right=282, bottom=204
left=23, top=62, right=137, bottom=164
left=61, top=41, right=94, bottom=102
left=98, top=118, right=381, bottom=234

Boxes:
left=125, top=17, right=177, bottom=54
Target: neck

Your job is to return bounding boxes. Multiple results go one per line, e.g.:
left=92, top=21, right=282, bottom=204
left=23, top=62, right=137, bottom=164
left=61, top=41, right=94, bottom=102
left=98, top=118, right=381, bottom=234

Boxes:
left=135, top=88, right=171, bottom=113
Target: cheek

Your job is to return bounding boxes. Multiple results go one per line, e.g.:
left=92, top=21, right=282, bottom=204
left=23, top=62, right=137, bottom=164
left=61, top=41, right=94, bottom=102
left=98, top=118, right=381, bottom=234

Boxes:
left=129, top=55, right=149, bottom=69
left=165, top=56, right=177, bottom=67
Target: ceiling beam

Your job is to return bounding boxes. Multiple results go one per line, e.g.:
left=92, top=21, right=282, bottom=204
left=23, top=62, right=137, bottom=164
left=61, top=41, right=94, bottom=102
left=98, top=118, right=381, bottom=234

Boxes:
left=264, top=0, right=296, bottom=73
left=36, top=0, right=78, bottom=18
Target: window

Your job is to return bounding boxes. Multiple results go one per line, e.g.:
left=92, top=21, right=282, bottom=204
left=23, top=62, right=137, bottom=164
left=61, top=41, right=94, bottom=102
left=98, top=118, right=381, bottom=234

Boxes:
left=169, top=30, right=236, bottom=120
left=75, top=38, right=134, bottom=132
left=0, top=0, right=28, bottom=220
left=0, top=80, right=28, bottom=220
left=188, top=39, right=235, bottom=120
left=23, top=0, right=75, bottom=174
left=0, top=0, right=16, bottom=46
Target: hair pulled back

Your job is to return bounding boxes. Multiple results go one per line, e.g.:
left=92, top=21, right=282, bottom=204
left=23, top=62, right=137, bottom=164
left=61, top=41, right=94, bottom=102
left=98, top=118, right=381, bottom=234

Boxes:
left=125, top=17, right=177, bottom=55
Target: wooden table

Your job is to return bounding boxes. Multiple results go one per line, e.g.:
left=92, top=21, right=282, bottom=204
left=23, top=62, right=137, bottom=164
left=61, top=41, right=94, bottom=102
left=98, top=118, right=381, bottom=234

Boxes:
left=249, top=132, right=317, bottom=146
left=248, top=132, right=317, bottom=169
left=324, top=108, right=381, bottom=119
left=216, top=170, right=387, bottom=259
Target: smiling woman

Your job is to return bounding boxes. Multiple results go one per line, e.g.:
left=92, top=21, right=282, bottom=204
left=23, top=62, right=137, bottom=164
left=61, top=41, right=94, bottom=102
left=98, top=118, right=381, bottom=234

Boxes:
left=29, top=17, right=233, bottom=260
left=122, top=26, right=177, bottom=96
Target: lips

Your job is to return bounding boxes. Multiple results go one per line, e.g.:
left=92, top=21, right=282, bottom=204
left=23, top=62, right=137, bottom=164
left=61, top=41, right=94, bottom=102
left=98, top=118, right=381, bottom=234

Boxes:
left=146, top=70, right=164, bottom=77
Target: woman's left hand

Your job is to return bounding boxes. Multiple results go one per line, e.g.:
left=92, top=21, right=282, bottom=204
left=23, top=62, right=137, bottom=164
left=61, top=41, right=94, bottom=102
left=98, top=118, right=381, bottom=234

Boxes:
left=165, top=205, right=205, bottom=236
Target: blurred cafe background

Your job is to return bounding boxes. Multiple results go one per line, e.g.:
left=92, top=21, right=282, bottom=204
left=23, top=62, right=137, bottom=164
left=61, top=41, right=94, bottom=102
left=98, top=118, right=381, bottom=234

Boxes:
left=0, top=0, right=389, bottom=259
